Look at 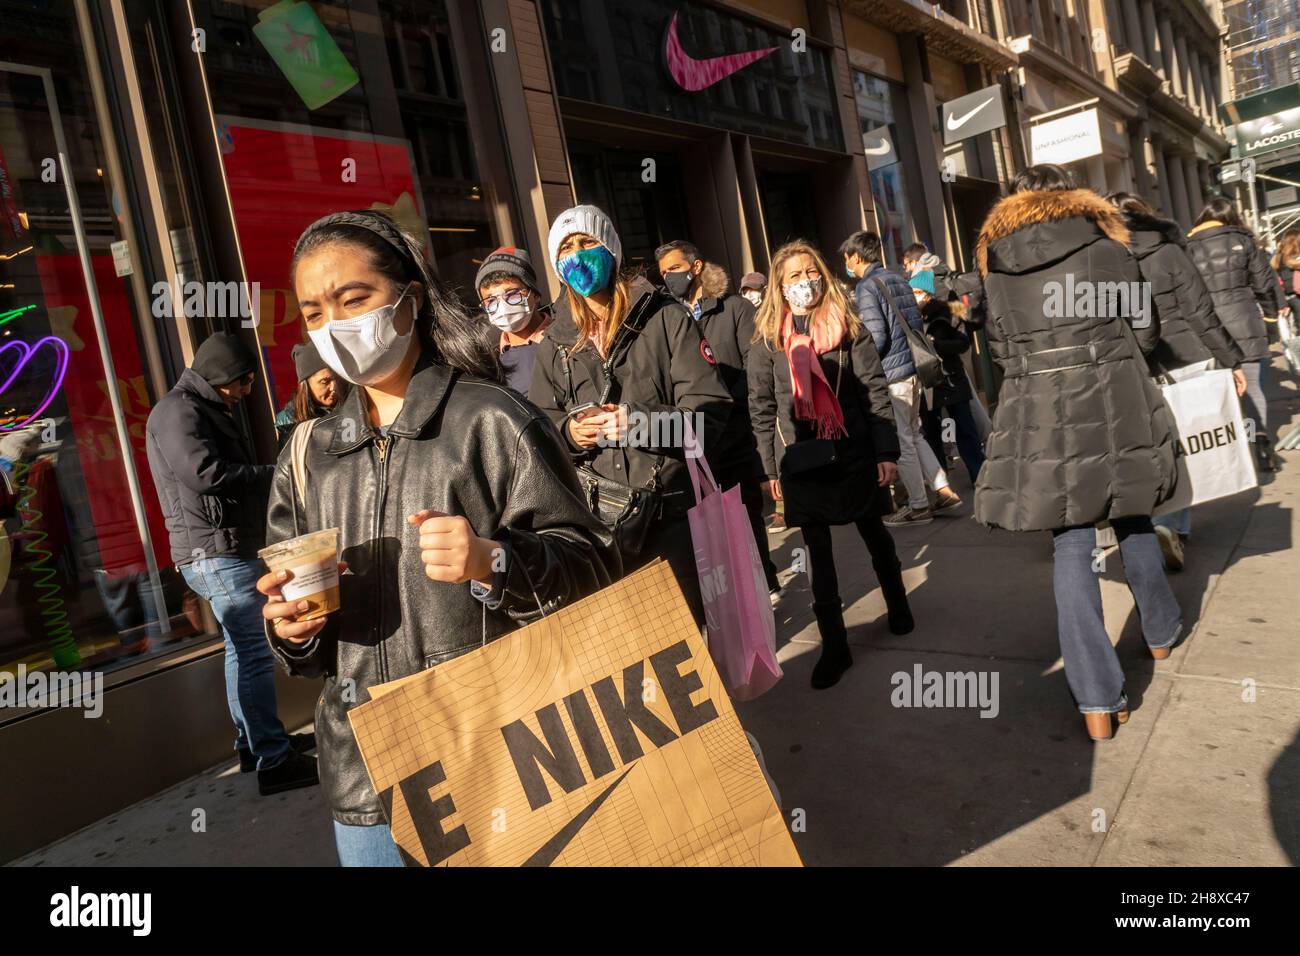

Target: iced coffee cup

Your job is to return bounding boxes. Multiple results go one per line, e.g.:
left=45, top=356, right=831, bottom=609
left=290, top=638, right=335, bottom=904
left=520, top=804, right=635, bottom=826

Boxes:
left=259, top=528, right=340, bottom=622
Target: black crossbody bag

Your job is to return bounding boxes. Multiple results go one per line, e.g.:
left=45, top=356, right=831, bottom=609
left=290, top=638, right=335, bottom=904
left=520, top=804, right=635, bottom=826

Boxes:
left=780, top=323, right=845, bottom=477
left=560, top=296, right=666, bottom=559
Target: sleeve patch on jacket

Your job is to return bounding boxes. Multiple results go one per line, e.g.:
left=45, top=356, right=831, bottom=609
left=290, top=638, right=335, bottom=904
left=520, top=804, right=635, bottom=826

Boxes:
left=699, top=339, right=717, bottom=365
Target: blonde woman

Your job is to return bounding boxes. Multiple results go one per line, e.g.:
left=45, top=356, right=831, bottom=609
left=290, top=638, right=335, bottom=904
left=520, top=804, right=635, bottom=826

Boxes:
left=528, top=205, right=732, bottom=624
left=1273, top=227, right=1300, bottom=320
left=747, top=240, right=911, bottom=690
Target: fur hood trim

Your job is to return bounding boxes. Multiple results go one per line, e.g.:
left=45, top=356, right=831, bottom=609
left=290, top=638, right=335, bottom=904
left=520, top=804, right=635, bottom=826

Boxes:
left=699, top=262, right=730, bottom=300
left=976, top=188, right=1130, bottom=276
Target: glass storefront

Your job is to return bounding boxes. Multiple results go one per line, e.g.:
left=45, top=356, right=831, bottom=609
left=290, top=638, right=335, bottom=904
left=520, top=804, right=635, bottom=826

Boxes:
left=568, top=141, right=689, bottom=267
left=854, top=70, right=917, bottom=268
left=543, top=0, right=842, bottom=152
left=188, top=0, right=510, bottom=411
left=1, top=2, right=204, bottom=690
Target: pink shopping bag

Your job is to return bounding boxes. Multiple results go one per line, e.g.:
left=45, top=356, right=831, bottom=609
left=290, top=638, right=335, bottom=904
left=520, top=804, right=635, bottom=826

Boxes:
left=685, top=430, right=782, bottom=702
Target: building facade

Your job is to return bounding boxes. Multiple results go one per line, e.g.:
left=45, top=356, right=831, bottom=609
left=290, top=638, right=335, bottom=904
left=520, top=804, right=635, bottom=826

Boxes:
left=0, top=0, right=1244, bottom=858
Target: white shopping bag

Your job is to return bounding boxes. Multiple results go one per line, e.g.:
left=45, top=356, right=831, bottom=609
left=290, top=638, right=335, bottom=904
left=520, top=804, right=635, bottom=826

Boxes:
left=1155, top=367, right=1258, bottom=515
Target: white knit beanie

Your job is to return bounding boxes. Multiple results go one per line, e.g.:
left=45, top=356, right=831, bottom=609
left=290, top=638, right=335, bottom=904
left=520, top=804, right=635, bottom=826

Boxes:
left=547, top=204, right=623, bottom=276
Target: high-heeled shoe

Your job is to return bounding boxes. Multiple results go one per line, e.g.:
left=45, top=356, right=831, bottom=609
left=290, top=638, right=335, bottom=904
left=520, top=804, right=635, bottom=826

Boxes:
left=1084, top=709, right=1129, bottom=741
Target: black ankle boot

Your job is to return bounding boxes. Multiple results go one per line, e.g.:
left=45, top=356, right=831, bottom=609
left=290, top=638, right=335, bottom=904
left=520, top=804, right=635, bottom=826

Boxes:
left=811, top=602, right=852, bottom=689
left=874, top=560, right=914, bottom=635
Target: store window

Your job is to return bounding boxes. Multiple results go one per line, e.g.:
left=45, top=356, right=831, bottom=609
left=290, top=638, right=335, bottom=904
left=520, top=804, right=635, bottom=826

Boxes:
left=543, top=0, right=843, bottom=152
left=190, top=0, right=511, bottom=411
left=854, top=71, right=917, bottom=268
left=568, top=142, right=689, bottom=268
left=1, top=3, right=205, bottom=694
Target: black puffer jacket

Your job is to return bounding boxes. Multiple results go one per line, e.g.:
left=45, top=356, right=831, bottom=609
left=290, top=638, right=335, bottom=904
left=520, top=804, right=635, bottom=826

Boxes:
left=1277, top=259, right=1300, bottom=317
left=1125, top=213, right=1244, bottom=374
left=973, top=188, right=1178, bottom=533
left=528, top=277, right=732, bottom=518
left=145, top=368, right=273, bottom=565
left=921, top=298, right=974, bottom=407
left=265, top=358, right=619, bottom=825
left=748, top=310, right=900, bottom=527
left=691, top=264, right=763, bottom=475
left=1185, top=222, right=1285, bottom=362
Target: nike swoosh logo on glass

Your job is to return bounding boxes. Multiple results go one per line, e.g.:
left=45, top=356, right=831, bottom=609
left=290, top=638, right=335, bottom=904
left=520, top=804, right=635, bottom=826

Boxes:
left=947, top=97, right=995, bottom=131
left=863, top=139, right=892, bottom=156
left=665, top=11, right=778, bottom=92
left=521, top=765, right=635, bottom=866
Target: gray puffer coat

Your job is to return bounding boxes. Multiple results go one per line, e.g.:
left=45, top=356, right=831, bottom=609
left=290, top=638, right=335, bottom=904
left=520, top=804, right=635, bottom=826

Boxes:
left=973, top=188, right=1178, bottom=532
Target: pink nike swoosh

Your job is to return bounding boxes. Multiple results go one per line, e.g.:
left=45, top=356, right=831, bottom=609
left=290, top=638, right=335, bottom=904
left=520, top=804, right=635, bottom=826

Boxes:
left=665, top=12, right=777, bottom=92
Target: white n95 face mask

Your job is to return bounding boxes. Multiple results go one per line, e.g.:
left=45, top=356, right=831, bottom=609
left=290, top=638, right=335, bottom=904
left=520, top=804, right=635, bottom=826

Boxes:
left=489, top=301, right=535, bottom=333
left=307, top=284, right=415, bottom=386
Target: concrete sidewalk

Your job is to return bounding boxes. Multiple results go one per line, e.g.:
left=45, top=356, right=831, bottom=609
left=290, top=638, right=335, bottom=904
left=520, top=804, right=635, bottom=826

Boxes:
left=14, top=355, right=1300, bottom=867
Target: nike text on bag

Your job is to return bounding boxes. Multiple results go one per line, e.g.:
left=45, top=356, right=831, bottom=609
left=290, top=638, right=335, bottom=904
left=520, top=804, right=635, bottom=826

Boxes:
left=1155, top=367, right=1258, bottom=515
left=684, top=428, right=782, bottom=702
left=348, top=560, right=801, bottom=866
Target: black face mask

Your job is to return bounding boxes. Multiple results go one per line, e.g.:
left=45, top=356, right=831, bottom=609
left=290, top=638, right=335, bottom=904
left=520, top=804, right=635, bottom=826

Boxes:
left=663, top=270, right=694, bottom=301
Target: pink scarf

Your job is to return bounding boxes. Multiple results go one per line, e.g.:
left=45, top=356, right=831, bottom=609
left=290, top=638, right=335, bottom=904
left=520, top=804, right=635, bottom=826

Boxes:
left=782, top=305, right=848, bottom=440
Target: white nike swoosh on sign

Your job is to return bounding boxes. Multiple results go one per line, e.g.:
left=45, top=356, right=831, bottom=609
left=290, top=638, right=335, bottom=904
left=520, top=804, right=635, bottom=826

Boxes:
left=864, top=139, right=892, bottom=156
left=947, top=97, right=995, bottom=131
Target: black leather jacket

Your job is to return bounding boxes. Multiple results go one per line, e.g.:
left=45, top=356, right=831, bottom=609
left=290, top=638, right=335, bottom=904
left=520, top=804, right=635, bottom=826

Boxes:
left=265, top=358, right=620, bottom=825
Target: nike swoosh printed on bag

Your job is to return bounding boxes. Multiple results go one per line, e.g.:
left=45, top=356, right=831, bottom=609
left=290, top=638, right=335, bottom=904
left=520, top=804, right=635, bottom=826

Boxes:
left=946, top=96, right=995, bottom=132
left=664, top=11, right=777, bottom=92
left=521, top=766, right=635, bottom=866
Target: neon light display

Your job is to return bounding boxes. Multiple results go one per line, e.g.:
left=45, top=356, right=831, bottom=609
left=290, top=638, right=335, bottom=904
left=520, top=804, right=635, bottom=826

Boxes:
left=0, top=303, right=36, bottom=326
left=12, top=459, right=80, bottom=668
left=0, top=335, right=70, bottom=431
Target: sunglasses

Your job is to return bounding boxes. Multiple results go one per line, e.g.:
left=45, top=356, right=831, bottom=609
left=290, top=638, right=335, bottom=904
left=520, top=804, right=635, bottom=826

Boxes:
left=480, top=289, right=529, bottom=314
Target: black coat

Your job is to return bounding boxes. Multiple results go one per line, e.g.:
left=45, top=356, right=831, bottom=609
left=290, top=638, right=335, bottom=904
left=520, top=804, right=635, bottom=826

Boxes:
left=1185, top=223, right=1285, bottom=362
left=747, top=315, right=900, bottom=527
left=528, top=278, right=733, bottom=519
left=1125, top=214, right=1244, bottom=374
left=691, top=264, right=764, bottom=475
left=973, top=188, right=1178, bottom=533
left=145, top=368, right=273, bottom=565
left=920, top=298, right=974, bottom=406
left=265, top=358, right=619, bottom=825
left=1277, top=260, right=1300, bottom=317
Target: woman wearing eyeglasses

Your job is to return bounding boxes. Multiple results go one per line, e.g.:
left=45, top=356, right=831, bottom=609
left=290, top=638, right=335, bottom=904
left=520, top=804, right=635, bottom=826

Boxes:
left=475, top=246, right=554, bottom=394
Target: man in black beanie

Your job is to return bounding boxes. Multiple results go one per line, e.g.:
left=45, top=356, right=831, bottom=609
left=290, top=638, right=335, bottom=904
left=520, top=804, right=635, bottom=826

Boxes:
left=146, top=331, right=318, bottom=796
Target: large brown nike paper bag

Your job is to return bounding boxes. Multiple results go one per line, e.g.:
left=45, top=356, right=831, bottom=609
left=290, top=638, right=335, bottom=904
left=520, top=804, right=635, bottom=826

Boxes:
left=348, top=560, right=801, bottom=866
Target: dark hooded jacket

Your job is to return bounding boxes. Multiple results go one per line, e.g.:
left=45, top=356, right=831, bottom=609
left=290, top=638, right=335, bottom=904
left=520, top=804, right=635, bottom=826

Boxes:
left=1124, top=213, right=1244, bottom=374
left=747, top=307, right=900, bottom=528
left=689, top=263, right=764, bottom=475
left=528, top=277, right=732, bottom=520
left=265, top=358, right=619, bottom=825
left=920, top=297, right=974, bottom=407
left=1185, top=222, right=1285, bottom=362
left=973, top=188, right=1178, bottom=533
left=145, top=367, right=273, bottom=565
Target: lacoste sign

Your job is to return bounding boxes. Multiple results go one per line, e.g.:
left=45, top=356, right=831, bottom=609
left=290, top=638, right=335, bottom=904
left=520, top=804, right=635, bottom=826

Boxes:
left=1232, top=108, right=1300, bottom=159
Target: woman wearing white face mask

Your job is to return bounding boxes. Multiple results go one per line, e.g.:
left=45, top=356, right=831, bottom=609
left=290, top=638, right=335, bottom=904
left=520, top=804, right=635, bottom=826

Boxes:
left=255, top=210, right=619, bottom=866
left=475, top=246, right=553, bottom=394
left=748, top=240, right=911, bottom=690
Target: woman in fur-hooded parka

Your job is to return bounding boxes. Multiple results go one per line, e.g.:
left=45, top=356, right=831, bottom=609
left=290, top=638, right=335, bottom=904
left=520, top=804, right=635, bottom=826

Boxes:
left=973, top=188, right=1179, bottom=533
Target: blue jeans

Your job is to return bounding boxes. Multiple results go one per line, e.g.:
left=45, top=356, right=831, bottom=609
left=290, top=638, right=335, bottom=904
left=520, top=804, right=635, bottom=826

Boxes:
left=1051, top=517, right=1182, bottom=713
left=181, top=556, right=290, bottom=770
left=1240, top=360, right=1268, bottom=441
left=334, top=821, right=405, bottom=867
left=1153, top=508, right=1192, bottom=537
left=946, top=400, right=986, bottom=483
